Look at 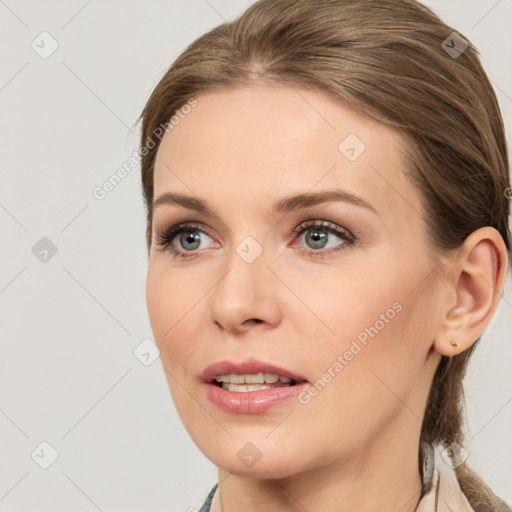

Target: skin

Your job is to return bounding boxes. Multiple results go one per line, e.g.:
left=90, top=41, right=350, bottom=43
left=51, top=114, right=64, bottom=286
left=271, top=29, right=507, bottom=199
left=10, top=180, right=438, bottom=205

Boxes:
left=145, top=84, right=507, bottom=512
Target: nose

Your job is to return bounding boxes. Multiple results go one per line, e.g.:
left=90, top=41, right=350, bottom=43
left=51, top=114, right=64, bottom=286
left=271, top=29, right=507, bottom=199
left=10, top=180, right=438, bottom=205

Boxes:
left=208, top=241, right=282, bottom=335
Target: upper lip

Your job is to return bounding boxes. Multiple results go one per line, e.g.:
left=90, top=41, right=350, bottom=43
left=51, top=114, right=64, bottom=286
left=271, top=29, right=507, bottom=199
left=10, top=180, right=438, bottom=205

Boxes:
left=201, top=358, right=308, bottom=383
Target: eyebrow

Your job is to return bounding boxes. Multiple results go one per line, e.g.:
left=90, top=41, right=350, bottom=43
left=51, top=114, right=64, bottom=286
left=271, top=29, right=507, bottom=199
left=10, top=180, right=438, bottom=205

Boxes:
left=152, top=189, right=378, bottom=216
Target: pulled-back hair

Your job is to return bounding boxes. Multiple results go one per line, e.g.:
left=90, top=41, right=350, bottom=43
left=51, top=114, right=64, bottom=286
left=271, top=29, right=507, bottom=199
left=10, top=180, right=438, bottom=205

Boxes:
left=137, top=1, right=511, bottom=509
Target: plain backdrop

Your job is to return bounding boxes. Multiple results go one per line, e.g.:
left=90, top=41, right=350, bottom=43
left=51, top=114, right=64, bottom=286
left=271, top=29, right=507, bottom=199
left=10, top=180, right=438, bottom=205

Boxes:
left=1, top=1, right=511, bottom=511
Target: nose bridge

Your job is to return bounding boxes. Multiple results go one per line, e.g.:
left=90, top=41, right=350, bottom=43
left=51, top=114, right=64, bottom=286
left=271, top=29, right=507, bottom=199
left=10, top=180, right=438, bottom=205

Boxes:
left=209, top=232, right=281, bottom=330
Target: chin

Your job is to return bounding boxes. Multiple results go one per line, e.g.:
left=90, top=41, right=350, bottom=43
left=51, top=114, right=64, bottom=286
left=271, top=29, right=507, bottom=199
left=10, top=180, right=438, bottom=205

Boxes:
left=216, top=454, right=303, bottom=479
left=194, top=433, right=307, bottom=478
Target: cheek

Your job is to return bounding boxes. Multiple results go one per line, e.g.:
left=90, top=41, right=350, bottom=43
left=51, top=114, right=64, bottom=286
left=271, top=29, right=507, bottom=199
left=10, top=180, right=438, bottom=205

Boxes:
left=295, top=260, right=434, bottom=430
left=296, top=255, right=427, bottom=373
left=145, top=263, right=202, bottom=371
left=287, top=262, right=405, bottom=351
left=146, top=264, right=209, bottom=427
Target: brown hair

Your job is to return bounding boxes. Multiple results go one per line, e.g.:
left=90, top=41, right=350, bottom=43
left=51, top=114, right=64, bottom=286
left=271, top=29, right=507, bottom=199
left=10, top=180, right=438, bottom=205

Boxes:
left=137, top=0, right=511, bottom=509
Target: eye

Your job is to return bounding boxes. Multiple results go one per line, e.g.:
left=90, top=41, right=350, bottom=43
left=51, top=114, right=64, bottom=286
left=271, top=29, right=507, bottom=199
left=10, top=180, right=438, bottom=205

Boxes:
left=155, top=219, right=355, bottom=260
left=291, top=220, right=354, bottom=257
left=155, top=222, right=216, bottom=259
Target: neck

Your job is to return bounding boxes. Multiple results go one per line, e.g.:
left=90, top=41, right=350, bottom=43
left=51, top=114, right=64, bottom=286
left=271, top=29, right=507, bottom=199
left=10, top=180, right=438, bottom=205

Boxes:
left=212, top=422, right=423, bottom=512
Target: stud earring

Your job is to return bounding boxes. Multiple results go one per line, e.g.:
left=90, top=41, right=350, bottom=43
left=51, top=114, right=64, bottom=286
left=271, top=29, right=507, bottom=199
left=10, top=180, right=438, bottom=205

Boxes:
left=449, top=339, right=458, bottom=357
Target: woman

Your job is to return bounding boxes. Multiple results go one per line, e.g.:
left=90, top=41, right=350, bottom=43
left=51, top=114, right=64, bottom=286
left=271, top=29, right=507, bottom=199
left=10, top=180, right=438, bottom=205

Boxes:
left=137, top=0, right=511, bottom=510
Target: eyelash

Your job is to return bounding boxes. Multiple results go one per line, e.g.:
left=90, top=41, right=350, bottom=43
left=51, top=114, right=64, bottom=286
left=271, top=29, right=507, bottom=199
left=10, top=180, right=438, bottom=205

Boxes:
left=155, top=220, right=355, bottom=260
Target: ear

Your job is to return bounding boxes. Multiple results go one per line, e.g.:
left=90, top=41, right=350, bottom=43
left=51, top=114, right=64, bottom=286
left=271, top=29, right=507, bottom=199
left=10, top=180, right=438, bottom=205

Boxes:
left=433, top=226, right=509, bottom=357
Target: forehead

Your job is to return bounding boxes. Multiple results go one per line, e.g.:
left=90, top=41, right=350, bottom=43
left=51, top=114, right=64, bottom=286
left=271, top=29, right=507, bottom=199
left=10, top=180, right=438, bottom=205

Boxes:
left=153, top=85, right=422, bottom=222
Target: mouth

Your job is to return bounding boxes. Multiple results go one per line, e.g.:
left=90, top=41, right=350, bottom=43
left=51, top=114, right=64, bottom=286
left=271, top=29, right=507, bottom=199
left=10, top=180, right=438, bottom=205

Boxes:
left=200, top=358, right=309, bottom=413
left=201, top=358, right=308, bottom=389
left=212, top=372, right=303, bottom=392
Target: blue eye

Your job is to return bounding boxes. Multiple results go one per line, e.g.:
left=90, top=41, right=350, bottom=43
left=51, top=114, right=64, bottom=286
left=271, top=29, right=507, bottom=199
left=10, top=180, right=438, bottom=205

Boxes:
left=156, top=222, right=215, bottom=259
left=292, top=220, right=354, bottom=257
left=155, top=220, right=355, bottom=260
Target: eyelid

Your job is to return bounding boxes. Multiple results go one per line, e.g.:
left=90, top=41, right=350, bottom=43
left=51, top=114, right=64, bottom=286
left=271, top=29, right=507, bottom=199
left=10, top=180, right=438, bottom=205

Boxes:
left=292, top=219, right=354, bottom=239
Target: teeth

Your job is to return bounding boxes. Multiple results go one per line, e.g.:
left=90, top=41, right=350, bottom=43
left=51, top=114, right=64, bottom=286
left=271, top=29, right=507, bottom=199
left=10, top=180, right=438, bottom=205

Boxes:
left=214, top=373, right=294, bottom=385
left=222, top=383, right=274, bottom=392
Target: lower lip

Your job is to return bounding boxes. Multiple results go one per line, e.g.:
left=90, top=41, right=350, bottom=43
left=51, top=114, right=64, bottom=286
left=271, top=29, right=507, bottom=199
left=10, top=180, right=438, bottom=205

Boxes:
left=204, top=382, right=309, bottom=414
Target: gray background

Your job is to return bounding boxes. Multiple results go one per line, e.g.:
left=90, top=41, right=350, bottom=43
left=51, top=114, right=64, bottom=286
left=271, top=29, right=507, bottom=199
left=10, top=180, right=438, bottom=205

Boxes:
left=0, top=1, right=511, bottom=511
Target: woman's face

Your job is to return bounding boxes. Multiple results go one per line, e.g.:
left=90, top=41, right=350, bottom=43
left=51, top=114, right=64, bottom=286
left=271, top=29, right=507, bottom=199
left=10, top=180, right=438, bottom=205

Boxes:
left=146, top=85, right=445, bottom=477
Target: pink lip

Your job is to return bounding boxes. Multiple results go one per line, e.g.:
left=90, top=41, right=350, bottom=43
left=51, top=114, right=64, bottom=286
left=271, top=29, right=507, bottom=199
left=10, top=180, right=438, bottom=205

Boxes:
left=204, top=381, right=309, bottom=414
left=201, top=358, right=309, bottom=414
left=200, top=358, right=307, bottom=383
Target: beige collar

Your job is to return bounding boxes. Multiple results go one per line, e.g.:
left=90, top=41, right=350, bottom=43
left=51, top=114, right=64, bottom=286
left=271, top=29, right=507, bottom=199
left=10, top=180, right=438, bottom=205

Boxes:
left=415, top=443, right=474, bottom=512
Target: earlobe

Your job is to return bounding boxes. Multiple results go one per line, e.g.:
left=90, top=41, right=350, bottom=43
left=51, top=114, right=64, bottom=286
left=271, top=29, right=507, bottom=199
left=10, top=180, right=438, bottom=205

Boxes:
left=433, top=227, right=508, bottom=357
left=449, top=339, right=459, bottom=356
left=433, top=305, right=468, bottom=357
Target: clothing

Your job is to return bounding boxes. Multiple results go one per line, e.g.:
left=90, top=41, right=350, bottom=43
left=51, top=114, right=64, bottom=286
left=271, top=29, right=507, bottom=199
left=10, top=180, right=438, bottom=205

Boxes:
left=198, top=484, right=217, bottom=512
left=198, top=443, right=508, bottom=511
left=415, top=442, right=474, bottom=512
